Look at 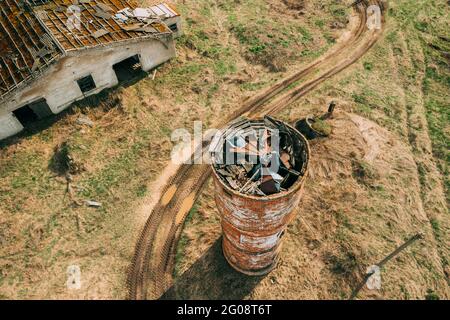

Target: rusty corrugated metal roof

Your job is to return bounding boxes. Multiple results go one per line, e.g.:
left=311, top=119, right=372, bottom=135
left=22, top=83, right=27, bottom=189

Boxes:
left=0, top=0, right=179, bottom=101
left=36, top=0, right=178, bottom=51
left=0, top=0, right=63, bottom=100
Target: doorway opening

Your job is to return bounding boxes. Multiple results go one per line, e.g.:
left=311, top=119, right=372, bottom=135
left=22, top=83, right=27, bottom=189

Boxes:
left=112, top=55, right=146, bottom=84
left=13, top=98, right=53, bottom=127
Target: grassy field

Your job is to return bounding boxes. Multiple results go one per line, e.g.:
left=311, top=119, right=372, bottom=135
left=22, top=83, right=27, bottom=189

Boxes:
left=0, top=0, right=350, bottom=299
left=171, top=0, right=450, bottom=300
left=0, top=0, right=448, bottom=299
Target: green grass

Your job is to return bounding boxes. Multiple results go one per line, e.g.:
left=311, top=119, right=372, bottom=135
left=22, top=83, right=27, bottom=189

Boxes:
left=406, top=0, right=450, bottom=205
left=349, top=1, right=449, bottom=203
left=81, top=142, right=144, bottom=198
left=425, top=289, right=440, bottom=300
left=423, top=53, right=450, bottom=205
left=363, top=61, right=373, bottom=71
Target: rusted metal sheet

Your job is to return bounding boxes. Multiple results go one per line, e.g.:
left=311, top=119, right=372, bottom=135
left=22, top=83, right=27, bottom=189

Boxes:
left=37, top=0, right=176, bottom=51
left=0, top=0, right=63, bottom=99
left=211, top=119, right=310, bottom=275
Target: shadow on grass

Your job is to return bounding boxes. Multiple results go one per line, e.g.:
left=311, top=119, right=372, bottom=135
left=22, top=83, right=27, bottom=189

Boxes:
left=0, top=71, right=148, bottom=150
left=161, top=238, right=265, bottom=300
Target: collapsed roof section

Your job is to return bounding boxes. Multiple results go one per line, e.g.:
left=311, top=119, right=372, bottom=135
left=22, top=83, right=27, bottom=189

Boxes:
left=0, top=0, right=180, bottom=101
left=35, top=0, right=178, bottom=51
left=0, top=0, right=63, bottom=101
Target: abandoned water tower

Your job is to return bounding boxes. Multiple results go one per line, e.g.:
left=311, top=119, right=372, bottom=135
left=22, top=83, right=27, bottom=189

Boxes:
left=210, top=117, right=310, bottom=275
left=0, top=0, right=182, bottom=140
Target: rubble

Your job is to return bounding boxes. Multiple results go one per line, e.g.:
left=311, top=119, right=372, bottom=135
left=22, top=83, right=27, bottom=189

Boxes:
left=0, top=1, right=182, bottom=140
left=91, top=29, right=110, bottom=39
left=95, top=2, right=114, bottom=13
left=85, top=2, right=177, bottom=37
left=76, top=115, right=94, bottom=127
left=85, top=200, right=102, bottom=208
left=42, top=1, right=177, bottom=46
left=211, top=116, right=308, bottom=196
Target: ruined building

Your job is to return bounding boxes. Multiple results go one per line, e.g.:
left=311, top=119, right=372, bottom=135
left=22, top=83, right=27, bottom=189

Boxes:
left=0, top=0, right=181, bottom=140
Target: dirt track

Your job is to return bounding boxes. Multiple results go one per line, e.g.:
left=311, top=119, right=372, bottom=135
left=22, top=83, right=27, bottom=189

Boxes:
left=127, top=0, right=386, bottom=300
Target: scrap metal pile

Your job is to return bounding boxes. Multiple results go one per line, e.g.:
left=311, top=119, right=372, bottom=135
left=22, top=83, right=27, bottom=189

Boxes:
left=89, top=2, right=174, bottom=33
left=29, top=1, right=178, bottom=51
left=45, top=1, right=176, bottom=34
left=0, top=0, right=64, bottom=98
left=211, top=116, right=309, bottom=196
